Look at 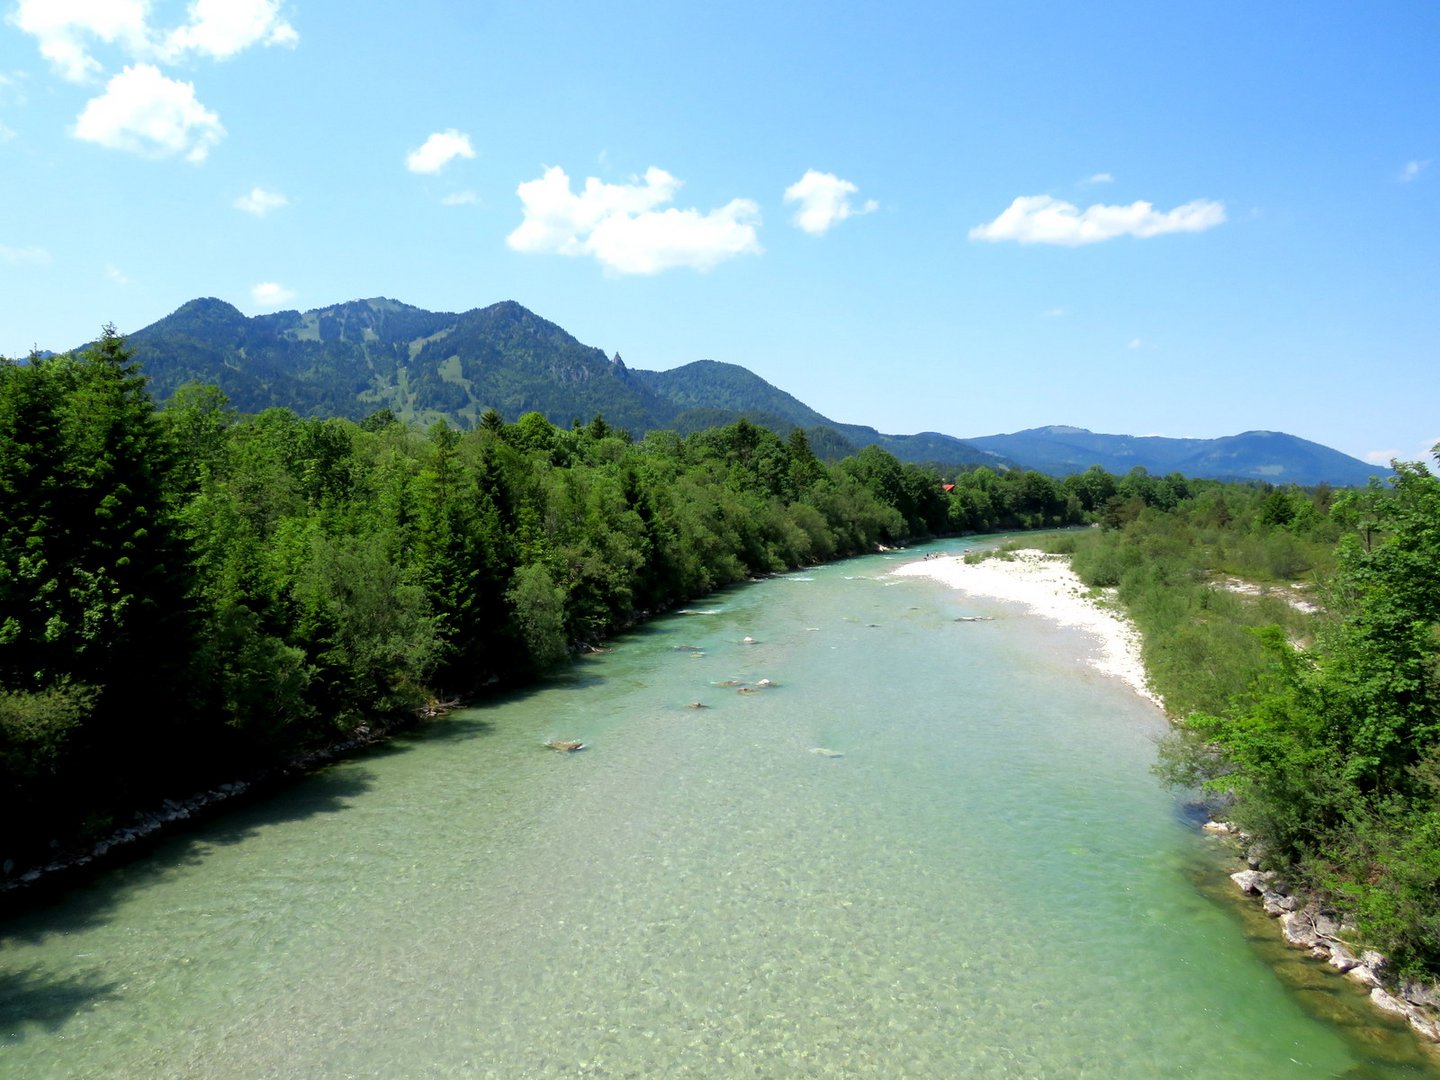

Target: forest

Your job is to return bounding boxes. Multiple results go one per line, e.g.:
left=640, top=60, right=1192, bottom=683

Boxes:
left=0, top=331, right=1081, bottom=874
left=2, top=332, right=1436, bottom=983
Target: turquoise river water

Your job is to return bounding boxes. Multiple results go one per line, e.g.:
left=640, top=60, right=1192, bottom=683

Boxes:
left=3, top=540, right=1438, bottom=1078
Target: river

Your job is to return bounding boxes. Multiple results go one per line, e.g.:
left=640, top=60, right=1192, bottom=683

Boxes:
left=3, top=541, right=1436, bottom=1077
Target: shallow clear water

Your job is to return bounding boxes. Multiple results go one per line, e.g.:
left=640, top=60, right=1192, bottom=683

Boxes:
left=3, top=542, right=1437, bottom=1078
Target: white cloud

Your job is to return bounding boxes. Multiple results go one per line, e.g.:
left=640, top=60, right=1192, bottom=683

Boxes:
left=250, top=281, right=295, bottom=307
left=159, top=0, right=298, bottom=62
left=1084, top=172, right=1114, bottom=184
left=1400, top=159, right=1430, bottom=183
left=441, top=190, right=479, bottom=206
left=105, top=263, right=132, bottom=285
left=1127, top=338, right=1144, bottom=349
left=969, top=194, right=1226, bottom=245
left=1043, top=307, right=1068, bottom=318
left=507, top=165, right=762, bottom=274
left=0, top=71, right=28, bottom=105
left=406, top=129, right=475, bottom=174
left=783, top=169, right=877, bottom=235
left=0, top=244, right=52, bottom=265
left=0, top=121, right=14, bottom=143
left=234, top=185, right=288, bottom=216
left=1366, top=439, right=1439, bottom=468
left=10, top=0, right=150, bottom=83
left=11, top=0, right=296, bottom=81
left=73, top=64, right=224, bottom=162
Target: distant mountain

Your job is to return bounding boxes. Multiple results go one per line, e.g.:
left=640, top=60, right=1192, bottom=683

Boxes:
left=629, top=360, right=1001, bottom=467
left=85, top=297, right=1377, bottom=484
left=114, top=298, right=997, bottom=468
left=966, top=426, right=1382, bottom=487
left=125, top=297, right=674, bottom=435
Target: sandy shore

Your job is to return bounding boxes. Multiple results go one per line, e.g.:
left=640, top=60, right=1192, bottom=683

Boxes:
left=892, top=549, right=1164, bottom=711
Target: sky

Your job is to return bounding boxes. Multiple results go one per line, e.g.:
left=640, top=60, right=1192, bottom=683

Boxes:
left=1, top=1, right=1436, bottom=467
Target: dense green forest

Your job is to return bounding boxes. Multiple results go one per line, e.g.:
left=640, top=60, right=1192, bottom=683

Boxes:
left=1021, top=463, right=1440, bottom=977
left=0, top=332, right=1082, bottom=874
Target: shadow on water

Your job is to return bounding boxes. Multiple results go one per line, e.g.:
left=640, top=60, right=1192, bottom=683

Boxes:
left=0, top=965, right=120, bottom=1044
left=2, top=765, right=378, bottom=941
left=0, top=763, right=380, bottom=1040
left=1182, top=844, right=1440, bottom=1076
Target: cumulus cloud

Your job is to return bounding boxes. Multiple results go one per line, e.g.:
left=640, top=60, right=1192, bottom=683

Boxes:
left=10, top=0, right=150, bottom=83
left=0, top=244, right=52, bottom=265
left=251, top=281, right=295, bottom=307
left=783, top=169, right=877, bottom=235
left=234, top=185, right=288, bottom=216
left=73, top=63, right=224, bottom=162
left=159, top=0, right=298, bottom=62
left=1400, top=160, right=1430, bottom=183
left=969, top=194, right=1226, bottom=245
left=507, top=165, right=762, bottom=274
left=406, top=130, right=475, bottom=174
left=11, top=0, right=296, bottom=81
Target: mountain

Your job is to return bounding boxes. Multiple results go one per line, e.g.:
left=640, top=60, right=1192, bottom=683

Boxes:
left=966, top=426, right=1382, bottom=487
left=91, top=296, right=1377, bottom=484
left=125, top=297, right=675, bottom=435
left=116, top=298, right=998, bottom=468
left=629, top=360, right=1001, bottom=467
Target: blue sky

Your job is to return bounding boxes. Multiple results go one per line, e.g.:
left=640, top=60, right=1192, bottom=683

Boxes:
left=2, top=1, right=1436, bottom=467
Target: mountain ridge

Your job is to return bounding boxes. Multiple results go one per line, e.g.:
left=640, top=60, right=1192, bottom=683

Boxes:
left=83, top=296, right=1381, bottom=485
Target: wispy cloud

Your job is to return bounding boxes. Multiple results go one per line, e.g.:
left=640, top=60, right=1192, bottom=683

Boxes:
left=1084, top=172, right=1114, bottom=184
left=10, top=0, right=150, bottom=83
left=0, top=243, right=51, bottom=265
left=406, top=130, right=475, bottom=174
left=0, top=71, right=28, bottom=105
left=11, top=0, right=297, bottom=83
left=72, top=64, right=224, bottom=162
left=1127, top=338, right=1144, bottom=349
left=969, top=194, right=1226, bottom=245
left=234, top=186, right=289, bottom=216
left=507, top=165, right=761, bottom=275
left=783, top=169, right=877, bottom=235
left=1366, top=438, right=1439, bottom=467
left=1400, top=159, right=1430, bottom=183
left=105, top=263, right=132, bottom=285
left=441, top=190, right=478, bottom=206
left=251, top=281, right=295, bottom=307
left=1043, top=307, right=1068, bottom=318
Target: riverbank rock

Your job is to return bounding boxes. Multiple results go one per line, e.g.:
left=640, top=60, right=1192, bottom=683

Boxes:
left=1221, top=843, right=1440, bottom=1044
left=1230, top=869, right=1272, bottom=894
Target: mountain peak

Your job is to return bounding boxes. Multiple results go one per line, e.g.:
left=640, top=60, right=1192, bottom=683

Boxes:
left=170, top=297, right=247, bottom=323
